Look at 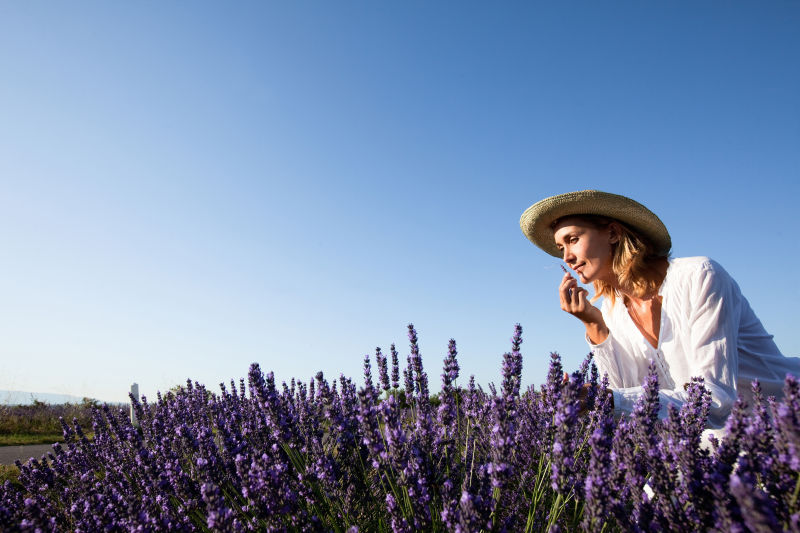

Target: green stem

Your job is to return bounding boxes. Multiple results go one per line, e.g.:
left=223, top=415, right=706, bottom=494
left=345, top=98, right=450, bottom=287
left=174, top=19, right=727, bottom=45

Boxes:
left=545, top=493, right=563, bottom=531
left=791, top=471, right=800, bottom=509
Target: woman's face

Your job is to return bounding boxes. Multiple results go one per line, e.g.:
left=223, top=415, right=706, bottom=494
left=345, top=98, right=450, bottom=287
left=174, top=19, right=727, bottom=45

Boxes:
left=553, top=217, right=618, bottom=284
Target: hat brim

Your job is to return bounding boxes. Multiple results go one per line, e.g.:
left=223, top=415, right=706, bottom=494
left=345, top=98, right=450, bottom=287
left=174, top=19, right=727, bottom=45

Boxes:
left=519, top=190, right=671, bottom=258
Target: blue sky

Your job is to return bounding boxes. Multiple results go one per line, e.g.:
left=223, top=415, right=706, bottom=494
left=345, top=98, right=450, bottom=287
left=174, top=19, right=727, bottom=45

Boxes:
left=1, top=2, right=798, bottom=403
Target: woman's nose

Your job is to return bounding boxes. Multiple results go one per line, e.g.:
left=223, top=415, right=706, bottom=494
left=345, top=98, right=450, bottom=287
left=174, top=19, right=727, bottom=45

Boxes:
left=563, top=248, right=575, bottom=263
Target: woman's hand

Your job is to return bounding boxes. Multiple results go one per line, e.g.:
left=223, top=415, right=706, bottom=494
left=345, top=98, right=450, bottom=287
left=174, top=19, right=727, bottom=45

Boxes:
left=561, top=375, right=614, bottom=416
left=559, top=272, right=609, bottom=344
left=577, top=384, right=614, bottom=416
left=559, top=272, right=601, bottom=322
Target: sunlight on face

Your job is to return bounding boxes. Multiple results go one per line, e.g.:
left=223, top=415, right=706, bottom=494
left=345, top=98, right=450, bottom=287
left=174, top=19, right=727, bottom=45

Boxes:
left=553, top=217, right=616, bottom=284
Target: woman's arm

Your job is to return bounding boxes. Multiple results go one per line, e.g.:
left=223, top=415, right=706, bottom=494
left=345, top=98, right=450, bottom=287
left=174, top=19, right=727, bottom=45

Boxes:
left=679, top=260, right=739, bottom=426
left=558, top=271, right=642, bottom=390
left=589, top=325, right=650, bottom=392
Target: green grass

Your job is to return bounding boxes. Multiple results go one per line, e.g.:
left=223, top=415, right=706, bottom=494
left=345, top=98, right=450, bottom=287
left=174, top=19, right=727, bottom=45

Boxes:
left=0, top=399, right=97, bottom=435
left=0, top=464, right=21, bottom=486
left=0, top=433, right=66, bottom=446
left=0, top=399, right=99, bottom=447
left=0, top=432, right=95, bottom=446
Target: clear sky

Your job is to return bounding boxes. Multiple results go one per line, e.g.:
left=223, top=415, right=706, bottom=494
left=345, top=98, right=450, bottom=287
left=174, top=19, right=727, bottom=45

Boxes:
left=1, top=2, right=798, bottom=404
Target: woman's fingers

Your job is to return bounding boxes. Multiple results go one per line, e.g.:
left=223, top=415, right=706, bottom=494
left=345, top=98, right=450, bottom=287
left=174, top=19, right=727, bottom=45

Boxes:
left=557, top=275, right=604, bottom=330
left=575, top=287, right=589, bottom=308
left=560, top=276, right=580, bottom=311
left=559, top=275, right=585, bottom=308
left=571, top=285, right=583, bottom=307
left=559, top=274, right=573, bottom=307
left=559, top=274, right=601, bottom=325
left=568, top=284, right=587, bottom=309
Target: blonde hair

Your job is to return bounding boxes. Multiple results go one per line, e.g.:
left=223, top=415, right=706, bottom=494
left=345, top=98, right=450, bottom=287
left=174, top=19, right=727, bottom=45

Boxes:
left=552, top=215, right=669, bottom=305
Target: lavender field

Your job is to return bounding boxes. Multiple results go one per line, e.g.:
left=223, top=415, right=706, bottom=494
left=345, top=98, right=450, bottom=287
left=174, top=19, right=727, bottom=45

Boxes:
left=1, top=324, right=798, bottom=532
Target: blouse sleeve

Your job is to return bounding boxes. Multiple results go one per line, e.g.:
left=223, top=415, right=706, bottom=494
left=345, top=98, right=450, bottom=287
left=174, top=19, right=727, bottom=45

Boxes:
left=589, top=261, right=741, bottom=428
left=677, top=261, right=740, bottom=426
left=588, top=328, right=643, bottom=389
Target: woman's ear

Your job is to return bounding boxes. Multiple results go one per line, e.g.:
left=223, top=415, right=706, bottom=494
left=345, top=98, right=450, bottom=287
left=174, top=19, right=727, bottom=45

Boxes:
left=608, top=222, right=621, bottom=244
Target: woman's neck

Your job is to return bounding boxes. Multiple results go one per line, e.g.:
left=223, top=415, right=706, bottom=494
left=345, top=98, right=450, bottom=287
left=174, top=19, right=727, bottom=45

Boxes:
left=608, top=258, right=669, bottom=303
left=621, top=291, right=659, bottom=307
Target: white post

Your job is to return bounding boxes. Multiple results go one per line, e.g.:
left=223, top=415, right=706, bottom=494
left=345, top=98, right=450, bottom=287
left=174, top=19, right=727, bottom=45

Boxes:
left=130, top=383, right=140, bottom=427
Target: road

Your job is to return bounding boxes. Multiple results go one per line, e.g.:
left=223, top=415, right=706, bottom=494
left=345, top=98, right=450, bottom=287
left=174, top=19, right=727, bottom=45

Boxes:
left=0, top=444, right=57, bottom=465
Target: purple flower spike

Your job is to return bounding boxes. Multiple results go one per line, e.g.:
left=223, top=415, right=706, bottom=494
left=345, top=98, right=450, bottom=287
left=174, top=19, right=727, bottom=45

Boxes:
left=542, top=352, right=565, bottom=406
left=407, top=324, right=430, bottom=407
left=551, top=372, right=583, bottom=497
left=501, top=324, right=523, bottom=401
left=436, top=339, right=460, bottom=464
left=730, top=456, right=780, bottom=533
left=582, top=379, right=615, bottom=531
left=628, top=361, right=661, bottom=527
left=376, top=347, right=391, bottom=392
left=385, top=493, right=410, bottom=533
left=390, top=343, right=401, bottom=390
left=363, top=353, right=374, bottom=392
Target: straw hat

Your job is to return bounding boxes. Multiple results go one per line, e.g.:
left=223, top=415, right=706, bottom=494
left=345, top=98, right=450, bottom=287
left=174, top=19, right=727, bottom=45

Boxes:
left=519, top=190, right=671, bottom=258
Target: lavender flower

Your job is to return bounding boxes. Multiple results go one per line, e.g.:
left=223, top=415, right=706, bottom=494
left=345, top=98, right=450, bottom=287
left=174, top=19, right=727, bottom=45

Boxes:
left=407, top=324, right=430, bottom=406
left=436, top=339, right=460, bottom=460
left=581, top=374, right=614, bottom=531
left=550, top=372, right=583, bottom=496
left=3, top=325, right=799, bottom=532
left=730, top=456, right=780, bottom=533
left=390, top=343, right=400, bottom=390
left=376, top=347, right=391, bottom=392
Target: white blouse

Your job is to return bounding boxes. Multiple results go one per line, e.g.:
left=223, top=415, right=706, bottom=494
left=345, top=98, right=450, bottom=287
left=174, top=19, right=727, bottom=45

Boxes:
left=589, top=256, right=799, bottom=429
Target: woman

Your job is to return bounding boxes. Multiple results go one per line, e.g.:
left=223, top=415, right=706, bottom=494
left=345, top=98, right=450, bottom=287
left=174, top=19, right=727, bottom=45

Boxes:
left=520, top=190, right=799, bottom=428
